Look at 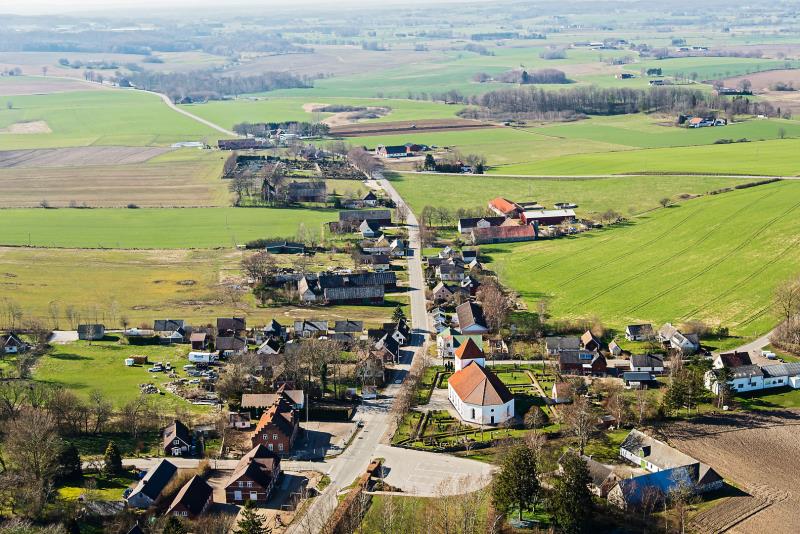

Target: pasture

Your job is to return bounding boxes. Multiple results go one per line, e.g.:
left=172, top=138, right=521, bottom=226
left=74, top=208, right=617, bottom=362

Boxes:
left=0, top=206, right=337, bottom=248
left=0, top=148, right=230, bottom=208
left=0, top=87, right=219, bottom=148
left=490, top=138, right=800, bottom=176
left=0, top=247, right=402, bottom=329
left=486, top=180, right=800, bottom=339
left=625, top=57, right=800, bottom=81
left=389, top=172, right=750, bottom=216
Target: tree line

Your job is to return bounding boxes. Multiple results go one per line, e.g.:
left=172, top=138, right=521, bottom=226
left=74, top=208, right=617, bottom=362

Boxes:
left=232, top=121, right=330, bottom=138
left=121, top=69, right=312, bottom=103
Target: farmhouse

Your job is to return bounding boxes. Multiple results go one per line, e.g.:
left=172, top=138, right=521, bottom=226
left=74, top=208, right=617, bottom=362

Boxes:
left=126, top=459, right=177, bottom=509
left=630, top=354, right=664, bottom=374
left=251, top=388, right=300, bottom=455
left=488, top=197, right=521, bottom=218
left=471, top=224, right=536, bottom=245
left=580, top=330, right=602, bottom=352
left=520, top=209, right=576, bottom=226
left=558, top=350, right=607, bottom=375
left=545, top=336, right=581, bottom=356
left=190, top=332, right=210, bottom=351
left=608, top=341, right=622, bottom=357
left=705, top=360, right=800, bottom=394
left=288, top=181, right=326, bottom=203
left=375, top=144, right=414, bottom=158
left=334, top=209, right=392, bottom=232
left=163, top=419, right=192, bottom=457
left=657, top=323, right=699, bottom=355
left=153, top=319, right=188, bottom=344
left=623, top=371, right=656, bottom=389
left=216, top=336, right=247, bottom=357
left=458, top=216, right=506, bottom=234
left=455, top=302, right=489, bottom=334
left=1, top=332, right=28, bottom=354
left=625, top=324, right=654, bottom=341
left=610, top=429, right=723, bottom=509
left=374, top=332, right=401, bottom=363
left=294, top=320, right=329, bottom=338
left=77, top=324, right=105, bottom=341
left=217, top=317, right=246, bottom=337
left=447, top=360, right=514, bottom=425
left=167, top=475, right=213, bottom=519
left=225, top=444, right=281, bottom=505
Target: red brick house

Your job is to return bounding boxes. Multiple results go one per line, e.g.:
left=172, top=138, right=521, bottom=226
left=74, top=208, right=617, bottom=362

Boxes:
left=167, top=475, right=213, bottom=519
left=250, top=389, right=300, bottom=455
left=558, top=350, right=607, bottom=375
left=225, top=444, right=282, bottom=504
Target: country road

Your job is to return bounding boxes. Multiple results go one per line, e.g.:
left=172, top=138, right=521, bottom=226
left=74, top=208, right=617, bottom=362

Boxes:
left=146, top=90, right=239, bottom=138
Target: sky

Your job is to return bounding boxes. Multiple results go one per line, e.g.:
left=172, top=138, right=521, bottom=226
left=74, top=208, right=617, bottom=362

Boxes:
left=1, top=0, right=457, bottom=16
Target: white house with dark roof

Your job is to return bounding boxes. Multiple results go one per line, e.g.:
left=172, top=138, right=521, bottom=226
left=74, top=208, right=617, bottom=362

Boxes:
left=630, top=354, right=664, bottom=374
left=455, top=301, right=489, bottom=335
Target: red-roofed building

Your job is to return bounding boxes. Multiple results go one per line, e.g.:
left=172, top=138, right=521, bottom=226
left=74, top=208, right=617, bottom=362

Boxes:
left=488, top=197, right=521, bottom=218
left=447, top=362, right=514, bottom=425
left=251, top=387, right=300, bottom=455
left=471, top=224, right=536, bottom=244
left=454, top=337, right=485, bottom=371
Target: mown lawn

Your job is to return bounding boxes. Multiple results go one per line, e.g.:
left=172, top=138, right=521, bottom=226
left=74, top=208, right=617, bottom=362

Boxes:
left=57, top=471, right=139, bottom=502
left=0, top=206, right=338, bottom=248
left=33, top=338, right=208, bottom=412
left=487, top=180, right=800, bottom=340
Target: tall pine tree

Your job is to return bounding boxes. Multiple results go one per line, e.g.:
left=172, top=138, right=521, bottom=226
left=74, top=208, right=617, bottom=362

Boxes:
left=103, top=441, right=123, bottom=477
left=234, top=501, right=270, bottom=534
left=549, top=452, right=593, bottom=534
left=491, top=443, right=540, bottom=521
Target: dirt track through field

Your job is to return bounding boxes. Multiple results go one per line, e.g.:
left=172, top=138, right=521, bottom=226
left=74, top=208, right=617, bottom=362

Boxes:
left=662, top=411, right=800, bottom=533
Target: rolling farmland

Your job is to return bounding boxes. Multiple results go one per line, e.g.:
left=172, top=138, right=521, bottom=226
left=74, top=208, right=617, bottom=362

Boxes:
left=0, top=87, right=220, bottom=148
left=0, top=206, right=337, bottom=248
left=486, top=180, right=800, bottom=340
left=389, top=172, right=752, bottom=216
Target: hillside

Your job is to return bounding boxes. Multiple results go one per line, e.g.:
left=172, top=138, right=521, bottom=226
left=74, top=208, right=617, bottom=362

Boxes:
left=485, top=180, right=800, bottom=340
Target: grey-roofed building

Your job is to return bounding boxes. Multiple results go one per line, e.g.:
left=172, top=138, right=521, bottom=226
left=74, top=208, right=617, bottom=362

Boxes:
left=324, top=285, right=384, bottom=304
left=612, top=429, right=722, bottom=510
left=216, top=336, right=247, bottom=356
left=623, top=371, right=656, bottom=389
left=127, top=459, right=178, bottom=508
left=630, top=354, right=665, bottom=373
left=625, top=324, right=654, bottom=341
left=294, top=320, right=328, bottom=338
left=332, top=320, right=364, bottom=335
left=545, top=336, right=581, bottom=355
left=455, top=302, right=488, bottom=335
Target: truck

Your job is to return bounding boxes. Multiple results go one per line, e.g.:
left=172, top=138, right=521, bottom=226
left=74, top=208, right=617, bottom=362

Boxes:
left=188, top=352, right=217, bottom=364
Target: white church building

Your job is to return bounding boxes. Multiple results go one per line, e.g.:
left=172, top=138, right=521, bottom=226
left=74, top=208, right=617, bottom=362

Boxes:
left=447, top=347, right=514, bottom=426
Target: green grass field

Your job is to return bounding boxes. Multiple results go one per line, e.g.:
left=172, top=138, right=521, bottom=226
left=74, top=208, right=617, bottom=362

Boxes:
left=0, top=206, right=337, bottom=248
left=486, top=180, right=800, bottom=339
left=180, top=96, right=464, bottom=129
left=491, top=138, right=800, bottom=176
left=34, top=338, right=208, bottom=412
left=0, top=246, right=403, bottom=329
left=390, top=172, right=750, bottom=216
left=530, top=115, right=800, bottom=149
left=625, top=57, right=800, bottom=81
left=0, top=87, right=219, bottom=148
